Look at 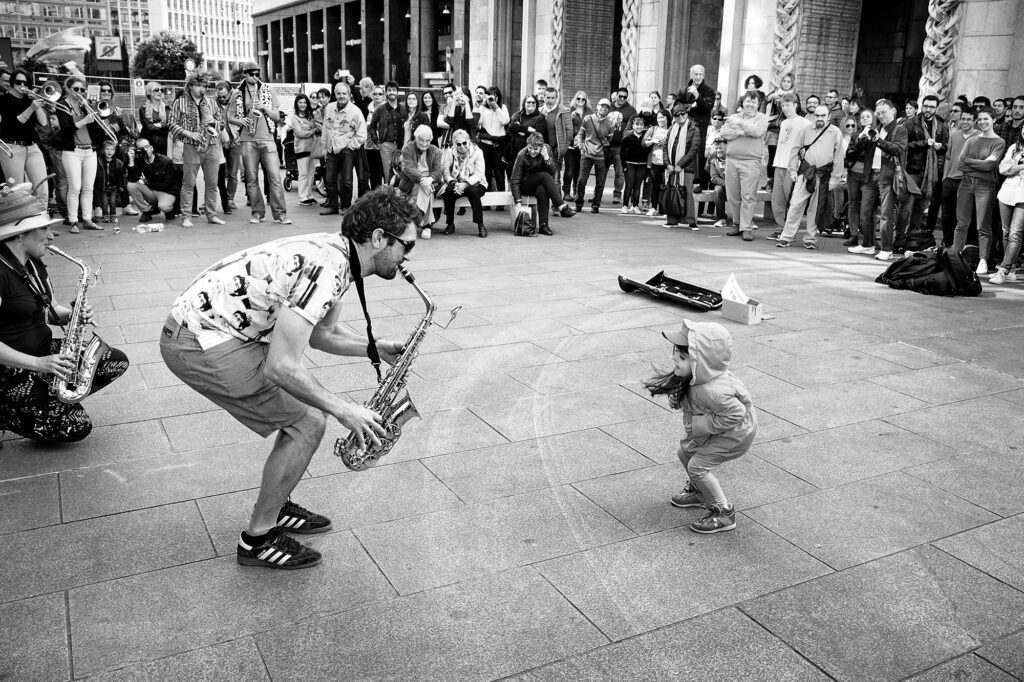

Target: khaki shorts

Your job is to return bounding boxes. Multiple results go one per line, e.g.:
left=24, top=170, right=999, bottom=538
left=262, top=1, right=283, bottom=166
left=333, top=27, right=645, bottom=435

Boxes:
left=159, top=316, right=308, bottom=437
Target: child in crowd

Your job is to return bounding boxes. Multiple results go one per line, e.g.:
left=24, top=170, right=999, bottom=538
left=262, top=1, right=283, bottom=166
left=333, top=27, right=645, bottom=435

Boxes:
left=620, top=117, right=649, bottom=214
left=95, top=140, right=125, bottom=231
left=708, top=142, right=729, bottom=227
left=646, top=320, right=757, bottom=534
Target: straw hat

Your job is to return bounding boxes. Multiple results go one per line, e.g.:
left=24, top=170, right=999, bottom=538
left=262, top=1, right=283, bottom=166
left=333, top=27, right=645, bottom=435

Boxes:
left=0, top=189, right=60, bottom=241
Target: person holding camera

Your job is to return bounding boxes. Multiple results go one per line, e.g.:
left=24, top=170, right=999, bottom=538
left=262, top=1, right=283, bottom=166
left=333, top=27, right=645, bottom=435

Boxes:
left=476, top=86, right=510, bottom=195
left=437, top=86, right=476, bottom=148
left=845, top=108, right=881, bottom=254
left=126, top=137, right=182, bottom=222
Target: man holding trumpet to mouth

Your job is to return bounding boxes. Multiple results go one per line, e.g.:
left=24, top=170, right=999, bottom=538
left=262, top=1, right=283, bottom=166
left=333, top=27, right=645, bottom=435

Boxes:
left=0, top=68, right=49, bottom=203
left=168, top=73, right=226, bottom=228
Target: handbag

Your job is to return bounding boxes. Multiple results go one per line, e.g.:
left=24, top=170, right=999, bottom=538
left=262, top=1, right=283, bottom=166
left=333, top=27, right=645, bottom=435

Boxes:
left=660, top=172, right=687, bottom=217
left=997, top=173, right=1024, bottom=206
left=513, top=205, right=536, bottom=237
left=894, top=161, right=921, bottom=198
left=309, top=134, right=324, bottom=160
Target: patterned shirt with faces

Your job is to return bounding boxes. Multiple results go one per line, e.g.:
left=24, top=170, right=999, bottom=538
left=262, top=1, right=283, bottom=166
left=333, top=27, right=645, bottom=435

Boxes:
left=171, top=234, right=352, bottom=349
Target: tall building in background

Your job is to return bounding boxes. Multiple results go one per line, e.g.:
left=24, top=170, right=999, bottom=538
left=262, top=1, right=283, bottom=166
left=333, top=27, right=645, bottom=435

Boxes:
left=0, top=0, right=113, bottom=61
left=149, top=0, right=253, bottom=78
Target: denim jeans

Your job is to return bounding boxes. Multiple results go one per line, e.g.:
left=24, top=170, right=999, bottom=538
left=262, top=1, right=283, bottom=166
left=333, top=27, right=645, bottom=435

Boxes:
left=997, top=202, right=1024, bottom=270
left=443, top=182, right=486, bottom=225
left=953, top=177, right=996, bottom=256
left=876, top=167, right=912, bottom=251
left=181, top=144, right=224, bottom=220
left=576, top=155, right=608, bottom=208
left=607, top=146, right=624, bottom=199
left=378, top=142, right=398, bottom=184
left=480, top=140, right=506, bottom=191
left=770, top=166, right=794, bottom=230
left=325, top=148, right=357, bottom=210
left=223, top=144, right=242, bottom=206
left=562, top=147, right=580, bottom=198
left=239, top=140, right=287, bottom=219
left=940, top=177, right=975, bottom=248
left=623, top=163, right=647, bottom=208
left=62, top=148, right=97, bottom=223
left=0, top=142, right=48, bottom=202
left=49, top=149, right=68, bottom=217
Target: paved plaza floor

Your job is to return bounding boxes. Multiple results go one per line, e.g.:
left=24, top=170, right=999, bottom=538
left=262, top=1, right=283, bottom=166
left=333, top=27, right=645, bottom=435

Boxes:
left=2, top=201, right=1024, bottom=681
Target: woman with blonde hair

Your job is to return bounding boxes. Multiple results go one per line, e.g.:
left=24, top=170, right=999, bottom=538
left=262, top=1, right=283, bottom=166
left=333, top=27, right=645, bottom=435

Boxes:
left=563, top=90, right=591, bottom=202
left=55, top=75, right=104, bottom=232
left=139, top=81, right=170, bottom=155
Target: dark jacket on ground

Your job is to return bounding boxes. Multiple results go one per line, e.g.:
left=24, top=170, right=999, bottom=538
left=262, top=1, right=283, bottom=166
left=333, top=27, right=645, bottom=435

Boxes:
left=509, top=145, right=557, bottom=203
left=904, top=113, right=949, bottom=175
left=126, top=152, right=180, bottom=194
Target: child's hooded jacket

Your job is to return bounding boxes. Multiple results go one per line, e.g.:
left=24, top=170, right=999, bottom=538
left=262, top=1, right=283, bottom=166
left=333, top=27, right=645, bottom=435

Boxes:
left=676, top=319, right=757, bottom=457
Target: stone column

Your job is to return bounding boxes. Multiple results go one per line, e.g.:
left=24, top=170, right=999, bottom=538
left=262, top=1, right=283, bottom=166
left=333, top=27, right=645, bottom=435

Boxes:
left=549, top=0, right=565, bottom=92
left=768, top=0, right=799, bottom=93
left=619, top=0, right=641, bottom=96
left=918, top=0, right=961, bottom=101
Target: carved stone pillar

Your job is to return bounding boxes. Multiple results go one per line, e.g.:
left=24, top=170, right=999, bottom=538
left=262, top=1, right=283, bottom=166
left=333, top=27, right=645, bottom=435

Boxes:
left=618, top=0, right=640, bottom=95
left=918, top=0, right=961, bottom=100
left=768, top=0, right=800, bottom=93
left=549, top=0, right=565, bottom=92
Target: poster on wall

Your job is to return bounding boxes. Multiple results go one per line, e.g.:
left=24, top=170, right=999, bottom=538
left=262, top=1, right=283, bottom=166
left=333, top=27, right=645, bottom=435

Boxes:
left=94, top=37, right=123, bottom=61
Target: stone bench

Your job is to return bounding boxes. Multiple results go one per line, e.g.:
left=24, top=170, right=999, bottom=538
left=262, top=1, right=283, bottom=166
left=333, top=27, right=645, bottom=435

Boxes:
left=431, top=191, right=537, bottom=228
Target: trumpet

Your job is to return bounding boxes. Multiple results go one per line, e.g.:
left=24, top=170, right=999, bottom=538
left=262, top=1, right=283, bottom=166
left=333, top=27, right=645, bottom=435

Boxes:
left=26, top=83, right=75, bottom=116
left=0, top=137, right=13, bottom=159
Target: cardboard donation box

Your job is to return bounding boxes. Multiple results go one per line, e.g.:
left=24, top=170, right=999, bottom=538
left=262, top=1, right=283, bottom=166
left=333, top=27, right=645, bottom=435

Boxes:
left=720, top=274, right=763, bottom=325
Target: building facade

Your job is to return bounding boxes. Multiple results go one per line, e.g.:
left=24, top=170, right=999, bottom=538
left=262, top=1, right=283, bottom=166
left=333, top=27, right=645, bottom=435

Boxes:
left=0, top=0, right=113, bottom=61
left=251, top=0, right=469, bottom=85
left=472, top=0, right=1024, bottom=112
left=148, top=0, right=253, bottom=78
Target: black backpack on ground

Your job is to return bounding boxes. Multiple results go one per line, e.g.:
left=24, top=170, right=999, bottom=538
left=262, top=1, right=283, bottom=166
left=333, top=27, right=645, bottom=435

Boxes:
left=875, top=246, right=982, bottom=297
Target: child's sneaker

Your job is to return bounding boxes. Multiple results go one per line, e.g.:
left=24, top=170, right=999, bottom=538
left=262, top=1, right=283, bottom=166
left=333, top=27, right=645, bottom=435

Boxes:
left=236, top=527, right=322, bottom=569
left=671, top=483, right=705, bottom=508
left=277, top=499, right=332, bottom=534
left=690, top=505, right=737, bottom=534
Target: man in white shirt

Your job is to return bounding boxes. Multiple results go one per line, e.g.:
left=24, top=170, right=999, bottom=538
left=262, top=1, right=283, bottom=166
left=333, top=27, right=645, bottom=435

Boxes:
left=320, top=81, right=367, bottom=215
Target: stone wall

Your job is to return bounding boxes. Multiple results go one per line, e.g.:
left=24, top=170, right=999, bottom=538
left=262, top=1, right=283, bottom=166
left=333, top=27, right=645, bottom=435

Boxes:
left=795, top=0, right=862, bottom=101
left=467, top=0, right=493, bottom=88
left=722, top=0, right=774, bottom=106
left=952, top=0, right=1023, bottom=100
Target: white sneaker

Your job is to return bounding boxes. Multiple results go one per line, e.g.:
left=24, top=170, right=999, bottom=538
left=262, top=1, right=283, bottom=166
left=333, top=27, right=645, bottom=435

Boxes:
left=989, top=269, right=1006, bottom=285
left=713, top=219, right=727, bottom=228
left=620, top=206, right=630, bottom=215
left=249, top=215, right=264, bottom=224
left=630, top=206, right=640, bottom=214
left=207, top=216, right=226, bottom=225
left=976, top=258, right=988, bottom=275
left=848, top=245, right=871, bottom=254
left=1007, top=271, right=1019, bottom=282
left=421, top=227, right=432, bottom=239
left=875, top=250, right=893, bottom=261
left=273, top=217, right=293, bottom=225
left=122, top=205, right=139, bottom=216
left=181, top=218, right=195, bottom=228
left=646, top=208, right=657, bottom=217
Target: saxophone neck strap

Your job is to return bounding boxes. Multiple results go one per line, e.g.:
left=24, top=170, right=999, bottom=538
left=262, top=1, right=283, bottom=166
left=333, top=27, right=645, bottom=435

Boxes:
left=0, top=247, right=60, bottom=329
left=347, top=237, right=382, bottom=382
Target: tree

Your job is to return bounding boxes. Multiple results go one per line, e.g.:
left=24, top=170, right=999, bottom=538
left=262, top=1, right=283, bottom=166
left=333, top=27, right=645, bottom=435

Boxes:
left=131, top=32, right=203, bottom=81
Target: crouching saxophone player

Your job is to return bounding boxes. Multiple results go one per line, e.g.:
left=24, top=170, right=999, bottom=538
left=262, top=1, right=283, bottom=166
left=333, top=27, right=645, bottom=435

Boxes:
left=0, top=188, right=128, bottom=442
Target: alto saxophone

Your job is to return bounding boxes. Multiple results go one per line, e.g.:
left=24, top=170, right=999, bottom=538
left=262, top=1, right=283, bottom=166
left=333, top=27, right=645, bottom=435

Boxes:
left=334, top=266, right=459, bottom=471
left=46, top=246, right=109, bottom=403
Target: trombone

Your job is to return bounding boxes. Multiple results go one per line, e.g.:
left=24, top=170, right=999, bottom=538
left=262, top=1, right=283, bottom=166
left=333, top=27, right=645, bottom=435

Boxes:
left=26, top=83, right=75, bottom=116
left=72, top=91, right=118, bottom=143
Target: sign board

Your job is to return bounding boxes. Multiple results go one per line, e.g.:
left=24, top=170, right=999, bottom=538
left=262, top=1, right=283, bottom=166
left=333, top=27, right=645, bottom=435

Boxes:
left=94, top=37, right=122, bottom=62
left=184, top=58, right=196, bottom=72
left=132, top=78, right=145, bottom=96
left=86, top=84, right=101, bottom=100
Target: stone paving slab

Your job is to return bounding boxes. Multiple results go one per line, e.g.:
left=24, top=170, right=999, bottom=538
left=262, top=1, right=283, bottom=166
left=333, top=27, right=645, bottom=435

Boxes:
left=751, top=420, right=955, bottom=489
left=857, top=341, right=963, bottom=369
left=507, top=353, right=654, bottom=394
left=354, top=485, right=634, bottom=595
left=904, top=655, right=1019, bottom=682
left=60, top=443, right=269, bottom=521
left=976, top=630, right=1024, bottom=678
left=534, top=326, right=666, bottom=361
left=161, top=410, right=263, bottom=451
left=756, top=379, right=929, bottom=431
left=905, top=449, right=1024, bottom=517
left=571, top=457, right=816, bottom=535
left=0, top=473, right=60, bottom=535
left=423, top=428, right=652, bottom=504
left=868, top=362, right=1024, bottom=404
left=255, top=568, right=608, bottom=682
left=411, top=341, right=566, bottom=380
left=886, top=395, right=1024, bottom=452
left=746, top=471, right=998, bottom=570
left=0, top=502, right=213, bottom=603
left=0, top=420, right=172, bottom=480
left=68, top=532, right=395, bottom=677
left=510, top=607, right=831, bottom=681
left=471, top=384, right=667, bottom=442
left=752, top=351, right=907, bottom=389
left=82, top=383, right=221, bottom=427
left=85, top=637, right=271, bottom=682
left=199, top=460, right=464, bottom=555
left=741, top=545, right=1024, bottom=682
left=0, top=592, right=69, bottom=681
left=536, top=521, right=831, bottom=642
left=933, top=515, right=1024, bottom=592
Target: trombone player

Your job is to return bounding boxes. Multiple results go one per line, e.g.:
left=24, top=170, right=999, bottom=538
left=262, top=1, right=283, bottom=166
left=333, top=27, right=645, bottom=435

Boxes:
left=0, top=69, right=49, bottom=202
left=168, top=72, right=226, bottom=227
left=55, top=75, right=106, bottom=232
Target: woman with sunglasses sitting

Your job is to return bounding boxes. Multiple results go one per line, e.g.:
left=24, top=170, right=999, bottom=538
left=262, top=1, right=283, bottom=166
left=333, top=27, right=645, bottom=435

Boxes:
left=55, top=76, right=105, bottom=233
left=439, top=129, right=487, bottom=237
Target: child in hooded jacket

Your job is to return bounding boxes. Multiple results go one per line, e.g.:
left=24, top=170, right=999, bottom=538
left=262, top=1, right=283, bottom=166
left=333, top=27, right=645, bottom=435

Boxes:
left=647, top=320, right=757, bottom=533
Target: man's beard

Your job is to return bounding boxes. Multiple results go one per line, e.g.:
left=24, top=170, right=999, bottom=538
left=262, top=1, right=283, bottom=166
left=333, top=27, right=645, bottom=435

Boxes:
left=815, top=121, right=824, bottom=129
left=373, top=249, right=399, bottom=279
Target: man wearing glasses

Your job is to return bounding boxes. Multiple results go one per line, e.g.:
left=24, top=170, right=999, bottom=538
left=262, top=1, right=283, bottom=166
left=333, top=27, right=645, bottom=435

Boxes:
left=607, top=87, right=636, bottom=204
left=0, top=68, right=49, bottom=202
left=227, top=62, right=291, bottom=225
left=904, top=94, right=948, bottom=245
left=363, top=86, right=387, bottom=188
left=168, top=73, right=227, bottom=227
left=160, top=186, right=416, bottom=570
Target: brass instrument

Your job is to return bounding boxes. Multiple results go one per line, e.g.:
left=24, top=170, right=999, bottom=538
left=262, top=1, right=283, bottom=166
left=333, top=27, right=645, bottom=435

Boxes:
left=26, top=83, right=75, bottom=116
left=334, top=266, right=461, bottom=471
left=243, top=109, right=261, bottom=135
left=45, top=245, right=109, bottom=404
left=96, top=100, right=113, bottom=118
left=0, top=137, right=12, bottom=159
left=192, top=120, right=222, bottom=152
left=75, top=94, right=118, bottom=142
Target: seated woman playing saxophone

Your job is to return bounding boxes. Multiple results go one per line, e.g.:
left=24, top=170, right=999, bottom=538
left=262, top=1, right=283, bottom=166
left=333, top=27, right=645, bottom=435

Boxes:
left=0, top=186, right=128, bottom=443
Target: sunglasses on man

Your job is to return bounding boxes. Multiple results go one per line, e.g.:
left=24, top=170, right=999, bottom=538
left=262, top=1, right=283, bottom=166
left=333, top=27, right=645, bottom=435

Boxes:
left=382, top=231, right=415, bottom=254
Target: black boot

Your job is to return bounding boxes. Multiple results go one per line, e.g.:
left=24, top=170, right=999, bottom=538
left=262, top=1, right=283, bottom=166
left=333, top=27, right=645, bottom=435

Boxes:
left=539, top=223, right=553, bottom=236
left=477, top=223, right=487, bottom=238
left=443, top=223, right=455, bottom=235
